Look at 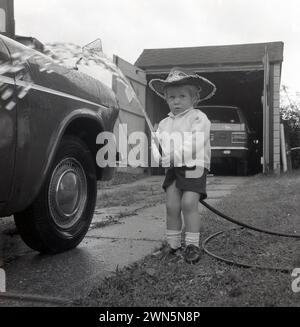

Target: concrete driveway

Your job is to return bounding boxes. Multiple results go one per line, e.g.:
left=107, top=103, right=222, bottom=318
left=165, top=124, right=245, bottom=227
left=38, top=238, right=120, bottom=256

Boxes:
left=0, top=175, right=248, bottom=306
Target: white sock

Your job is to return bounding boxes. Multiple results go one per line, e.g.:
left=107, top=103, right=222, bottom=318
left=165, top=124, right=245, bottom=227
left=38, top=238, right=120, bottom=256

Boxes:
left=185, top=232, right=200, bottom=248
left=166, top=230, right=182, bottom=250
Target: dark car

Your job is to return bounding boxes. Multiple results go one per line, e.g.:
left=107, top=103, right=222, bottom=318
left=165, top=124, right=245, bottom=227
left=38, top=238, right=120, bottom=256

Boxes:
left=198, top=105, right=255, bottom=175
left=0, top=34, right=120, bottom=253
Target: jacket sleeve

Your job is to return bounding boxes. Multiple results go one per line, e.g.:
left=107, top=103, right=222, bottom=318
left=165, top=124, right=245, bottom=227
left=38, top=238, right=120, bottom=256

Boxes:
left=174, top=114, right=211, bottom=167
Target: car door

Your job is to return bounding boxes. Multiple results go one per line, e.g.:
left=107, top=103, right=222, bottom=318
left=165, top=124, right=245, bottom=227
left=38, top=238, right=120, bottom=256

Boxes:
left=0, top=38, right=16, bottom=202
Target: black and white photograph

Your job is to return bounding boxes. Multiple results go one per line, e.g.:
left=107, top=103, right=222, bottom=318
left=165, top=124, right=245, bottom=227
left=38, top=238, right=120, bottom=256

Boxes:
left=0, top=0, right=300, bottom=313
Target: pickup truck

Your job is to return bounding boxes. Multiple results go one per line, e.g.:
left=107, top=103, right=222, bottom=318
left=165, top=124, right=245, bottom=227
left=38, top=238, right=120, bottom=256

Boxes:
left=0, top=34, right=120, bottom=254
left=198, top=105, right=257, bottom=175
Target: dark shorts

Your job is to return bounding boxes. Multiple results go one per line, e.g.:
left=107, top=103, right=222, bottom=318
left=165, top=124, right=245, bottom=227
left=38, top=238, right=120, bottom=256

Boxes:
left=162, top=166, right=208, bottom=201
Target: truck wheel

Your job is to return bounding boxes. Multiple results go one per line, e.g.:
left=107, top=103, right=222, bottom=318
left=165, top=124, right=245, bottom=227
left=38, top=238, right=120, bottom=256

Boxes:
left=14, top=136, right=97, bottom=254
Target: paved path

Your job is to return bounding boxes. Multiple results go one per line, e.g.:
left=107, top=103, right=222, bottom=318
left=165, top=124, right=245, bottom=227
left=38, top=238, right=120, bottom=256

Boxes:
left=0, top=176, right=248, bottom=306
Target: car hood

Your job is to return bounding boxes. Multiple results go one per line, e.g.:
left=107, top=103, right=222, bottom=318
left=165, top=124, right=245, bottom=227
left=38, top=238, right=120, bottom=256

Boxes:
left=0, top=35, right=119, bottom=110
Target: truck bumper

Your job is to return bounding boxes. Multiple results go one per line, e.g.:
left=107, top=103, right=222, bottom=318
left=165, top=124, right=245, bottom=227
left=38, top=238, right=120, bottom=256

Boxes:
left=212, top=148, right=248, bottom=160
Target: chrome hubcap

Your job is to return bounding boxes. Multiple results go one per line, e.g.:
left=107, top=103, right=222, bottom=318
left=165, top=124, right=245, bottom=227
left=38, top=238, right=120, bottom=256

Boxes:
left=48, top=158, right=87, bottom=229
left=56, top=171, right=80, bottom=216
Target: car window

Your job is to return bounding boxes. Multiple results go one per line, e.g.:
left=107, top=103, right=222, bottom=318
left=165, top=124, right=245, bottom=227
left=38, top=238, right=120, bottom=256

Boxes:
left=200, top=107, right=241, bottom=124
left=0, top=9, right=6, bottom=32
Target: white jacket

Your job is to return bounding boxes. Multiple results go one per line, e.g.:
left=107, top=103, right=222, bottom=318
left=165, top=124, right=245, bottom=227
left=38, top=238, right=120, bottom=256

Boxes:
left=152, top=108, right=211, bottom=169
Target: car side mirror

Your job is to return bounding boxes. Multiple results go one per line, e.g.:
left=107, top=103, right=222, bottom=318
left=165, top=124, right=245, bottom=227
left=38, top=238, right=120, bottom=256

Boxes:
left=74, top=57, right=83, bottom=71
left=83, top=39, right=103, bottom=54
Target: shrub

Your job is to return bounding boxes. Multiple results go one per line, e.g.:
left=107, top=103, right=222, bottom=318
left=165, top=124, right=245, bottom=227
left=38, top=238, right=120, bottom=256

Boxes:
left=280, top=86, right=300, bottom=169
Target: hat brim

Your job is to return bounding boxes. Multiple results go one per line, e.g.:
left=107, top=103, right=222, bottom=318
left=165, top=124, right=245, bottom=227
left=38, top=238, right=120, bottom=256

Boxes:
left=149, top=75, right=216, bottom=103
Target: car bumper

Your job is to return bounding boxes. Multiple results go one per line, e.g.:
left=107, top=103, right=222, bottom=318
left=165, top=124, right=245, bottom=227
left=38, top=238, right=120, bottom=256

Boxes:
left=212, top=147, right=248, bottom=159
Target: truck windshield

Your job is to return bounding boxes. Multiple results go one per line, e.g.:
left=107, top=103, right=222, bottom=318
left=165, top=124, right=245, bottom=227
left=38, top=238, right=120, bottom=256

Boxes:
left=200, top=107, right=241, bottom=124
left=0, top=8, right=6, bottom=32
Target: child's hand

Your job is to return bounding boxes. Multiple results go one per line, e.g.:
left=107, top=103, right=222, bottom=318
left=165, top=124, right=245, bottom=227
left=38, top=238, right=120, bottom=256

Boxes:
left=169, top=152, right=175, bottom=165
left=160, top=152, right=175, bottom=167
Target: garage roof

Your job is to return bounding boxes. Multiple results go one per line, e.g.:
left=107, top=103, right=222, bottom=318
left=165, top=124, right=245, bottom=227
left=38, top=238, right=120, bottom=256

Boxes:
left=135, top=42, right=284, bottom=69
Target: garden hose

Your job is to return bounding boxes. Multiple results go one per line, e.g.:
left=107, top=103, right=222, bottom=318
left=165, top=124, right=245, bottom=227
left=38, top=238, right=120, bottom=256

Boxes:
left=200, top=200, right=300, bottom=239
left=200, top=200, right=300, bottom=272
left=201, top=228, right=293, bottom=273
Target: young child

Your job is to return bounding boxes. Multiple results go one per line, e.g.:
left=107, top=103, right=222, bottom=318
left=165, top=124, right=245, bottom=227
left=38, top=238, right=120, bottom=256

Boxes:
left=150, top=67, right=216, bottom=264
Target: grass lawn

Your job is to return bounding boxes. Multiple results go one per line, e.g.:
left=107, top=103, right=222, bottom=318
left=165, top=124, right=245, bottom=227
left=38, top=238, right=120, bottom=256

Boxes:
left=81, top=171, right=300, bottom=307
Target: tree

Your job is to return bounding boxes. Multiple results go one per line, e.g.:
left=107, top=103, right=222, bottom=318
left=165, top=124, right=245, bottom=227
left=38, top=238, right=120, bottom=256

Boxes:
left=280, top=85, right=300, bottom=169
left=280, top=85, right=300, bottom=129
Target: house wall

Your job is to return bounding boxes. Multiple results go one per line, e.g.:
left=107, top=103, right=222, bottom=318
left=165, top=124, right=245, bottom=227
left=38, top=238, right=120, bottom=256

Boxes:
left=113, top=56, right=147, bottom=174
left=273, top=63, right=282, bottom=174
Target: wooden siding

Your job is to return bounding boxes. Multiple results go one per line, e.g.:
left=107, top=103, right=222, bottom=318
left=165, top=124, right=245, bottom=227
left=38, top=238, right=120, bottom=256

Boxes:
left=112, top=56, right=147, bottom=171
left=272, top=63, right=282, bottom=173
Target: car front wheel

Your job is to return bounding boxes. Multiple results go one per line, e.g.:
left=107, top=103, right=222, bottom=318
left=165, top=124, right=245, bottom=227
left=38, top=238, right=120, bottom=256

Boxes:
left=14, top=136, right=97, bottom=254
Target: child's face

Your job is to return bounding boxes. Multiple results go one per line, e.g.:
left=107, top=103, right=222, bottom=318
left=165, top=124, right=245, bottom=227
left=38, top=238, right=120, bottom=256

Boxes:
left=165, top=85, right=196, bottom=115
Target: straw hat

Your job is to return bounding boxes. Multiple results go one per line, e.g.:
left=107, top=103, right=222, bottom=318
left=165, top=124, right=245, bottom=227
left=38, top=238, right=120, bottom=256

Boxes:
left=149, top=67, right=216, bottom=103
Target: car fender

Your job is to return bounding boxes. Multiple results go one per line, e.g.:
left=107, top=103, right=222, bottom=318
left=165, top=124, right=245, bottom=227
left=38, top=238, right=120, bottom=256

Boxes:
left=5, top=107, right=118, bottom=217
left=0, top=35, right=120, bottom=216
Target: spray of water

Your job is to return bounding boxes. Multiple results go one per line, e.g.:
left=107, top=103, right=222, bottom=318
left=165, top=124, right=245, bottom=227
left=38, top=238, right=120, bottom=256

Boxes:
left=0, top=38, right=162, bottom=157
left=0, top=40, right=138, bottom=113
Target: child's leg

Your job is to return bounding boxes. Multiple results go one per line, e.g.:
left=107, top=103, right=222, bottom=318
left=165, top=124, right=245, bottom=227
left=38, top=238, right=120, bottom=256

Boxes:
left=181, top=191, right=202, bottom=264
left=181, top=191, right=201, bottom=234
left=166, top=181, right=183, bottom=230
left=165, top=181, right=183, bottom=250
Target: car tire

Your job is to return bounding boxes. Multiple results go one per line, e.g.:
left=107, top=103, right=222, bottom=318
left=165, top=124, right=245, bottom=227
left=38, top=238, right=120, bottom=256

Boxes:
left=14, top=136, right=97, bottom=254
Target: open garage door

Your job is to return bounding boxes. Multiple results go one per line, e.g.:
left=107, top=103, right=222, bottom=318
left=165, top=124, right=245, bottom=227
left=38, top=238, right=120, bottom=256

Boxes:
left=147, top=69, right=265, bottom=176
left=112, top=56, right=147, bottom=169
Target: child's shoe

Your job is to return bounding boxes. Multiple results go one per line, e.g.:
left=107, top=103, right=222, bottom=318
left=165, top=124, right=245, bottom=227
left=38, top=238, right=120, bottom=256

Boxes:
left=184, top=244, right=202, bottom=264
left=153, top=243, right=182, bottom=261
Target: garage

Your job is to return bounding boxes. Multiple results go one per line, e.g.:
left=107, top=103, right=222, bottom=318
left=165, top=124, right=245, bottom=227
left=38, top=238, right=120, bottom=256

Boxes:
left=135, top=42, right=284, bottom=175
